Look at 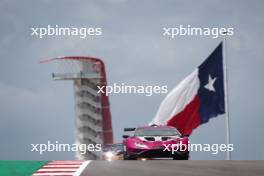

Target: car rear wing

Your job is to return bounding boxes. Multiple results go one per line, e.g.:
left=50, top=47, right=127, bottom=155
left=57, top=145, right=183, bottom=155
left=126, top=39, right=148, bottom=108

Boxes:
left=124, top=128, right=136, bottom=132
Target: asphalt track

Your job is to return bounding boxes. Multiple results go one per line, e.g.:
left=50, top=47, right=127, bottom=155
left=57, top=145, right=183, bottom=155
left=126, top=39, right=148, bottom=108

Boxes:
left=81, top=161, right=264, bottom=176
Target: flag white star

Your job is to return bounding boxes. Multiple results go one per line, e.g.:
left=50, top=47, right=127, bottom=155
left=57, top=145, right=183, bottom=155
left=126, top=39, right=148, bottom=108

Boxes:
left=204, top=75, right=217, bottom=92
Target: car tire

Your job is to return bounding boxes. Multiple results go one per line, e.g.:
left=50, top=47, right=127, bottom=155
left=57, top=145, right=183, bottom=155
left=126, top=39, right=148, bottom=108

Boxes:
left=123, top=153, right=130, bottom=160
left=123, top=153, right=136, bottom=160
left=123, top=154, right=129, bottom=160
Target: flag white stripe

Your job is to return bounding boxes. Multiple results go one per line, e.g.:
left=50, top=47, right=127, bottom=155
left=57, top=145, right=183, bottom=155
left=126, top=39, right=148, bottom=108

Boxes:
left=151, top=69, right=200, bottom=125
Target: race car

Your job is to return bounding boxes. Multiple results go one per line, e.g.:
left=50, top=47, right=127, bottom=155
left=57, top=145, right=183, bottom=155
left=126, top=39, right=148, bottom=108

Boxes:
left=102, top=143, right=124, bottom=161
left=122, top=125, right=189, bottom=160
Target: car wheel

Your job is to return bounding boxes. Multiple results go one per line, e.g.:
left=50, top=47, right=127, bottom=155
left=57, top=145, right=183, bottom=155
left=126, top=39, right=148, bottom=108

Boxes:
left=123, top=154, right=129, bottom=160
left=123, top=153, right=136, bottom=160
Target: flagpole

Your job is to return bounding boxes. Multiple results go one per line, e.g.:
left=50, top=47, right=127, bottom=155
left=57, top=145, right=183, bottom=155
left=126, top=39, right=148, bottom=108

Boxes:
left=223, top=33, right=231, bottom=160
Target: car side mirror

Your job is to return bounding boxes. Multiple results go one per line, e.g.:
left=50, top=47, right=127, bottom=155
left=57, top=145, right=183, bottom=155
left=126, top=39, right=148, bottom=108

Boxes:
left=122, top=135, right=129, bottom=138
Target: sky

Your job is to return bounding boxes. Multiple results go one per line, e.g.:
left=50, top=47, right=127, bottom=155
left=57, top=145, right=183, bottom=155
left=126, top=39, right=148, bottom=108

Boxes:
left=0, top=0, right=263, bottom=160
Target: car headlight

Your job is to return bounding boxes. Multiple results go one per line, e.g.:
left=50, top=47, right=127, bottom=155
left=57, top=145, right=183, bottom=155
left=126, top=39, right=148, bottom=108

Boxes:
left=104, top=151, right=114, bottom=159
left=134, top=142, right=148, bottom=149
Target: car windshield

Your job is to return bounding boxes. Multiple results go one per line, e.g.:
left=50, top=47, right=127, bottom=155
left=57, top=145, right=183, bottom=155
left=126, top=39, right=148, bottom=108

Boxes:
left=134, top=127, right=180, bottom=136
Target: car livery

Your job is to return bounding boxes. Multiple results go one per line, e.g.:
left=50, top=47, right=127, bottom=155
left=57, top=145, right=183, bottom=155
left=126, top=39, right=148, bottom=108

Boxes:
left=122, top=125, right=189, bottom=160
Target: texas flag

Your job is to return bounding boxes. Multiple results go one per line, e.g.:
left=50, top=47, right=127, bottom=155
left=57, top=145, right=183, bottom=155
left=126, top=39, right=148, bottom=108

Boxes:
left=151, top=43, right=225, bottom=136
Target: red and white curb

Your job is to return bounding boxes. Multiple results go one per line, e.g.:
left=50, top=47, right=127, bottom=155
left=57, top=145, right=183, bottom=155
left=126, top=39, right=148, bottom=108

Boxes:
left=32, top=160, right=91, bottom=176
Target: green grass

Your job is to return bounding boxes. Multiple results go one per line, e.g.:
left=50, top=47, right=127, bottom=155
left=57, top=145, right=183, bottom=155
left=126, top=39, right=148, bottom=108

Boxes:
left=0, top=161, right=48, bottom=176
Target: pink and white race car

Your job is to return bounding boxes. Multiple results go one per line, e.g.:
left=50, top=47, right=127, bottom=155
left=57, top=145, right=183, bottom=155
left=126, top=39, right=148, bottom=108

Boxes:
left=122, top=125, right=189, bottom=160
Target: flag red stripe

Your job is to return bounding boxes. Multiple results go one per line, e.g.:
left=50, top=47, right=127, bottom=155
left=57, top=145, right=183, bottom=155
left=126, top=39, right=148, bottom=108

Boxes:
left=167, top=95, right=201, bottom=135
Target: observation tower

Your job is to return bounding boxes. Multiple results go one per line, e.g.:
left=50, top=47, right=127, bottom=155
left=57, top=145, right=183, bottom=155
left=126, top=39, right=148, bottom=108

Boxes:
left=41, top=56, right=113, bottom=160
